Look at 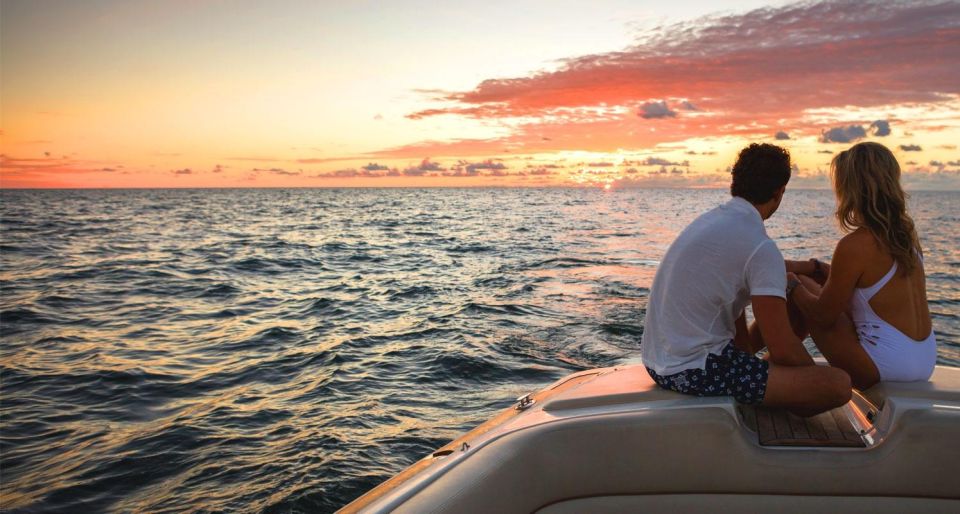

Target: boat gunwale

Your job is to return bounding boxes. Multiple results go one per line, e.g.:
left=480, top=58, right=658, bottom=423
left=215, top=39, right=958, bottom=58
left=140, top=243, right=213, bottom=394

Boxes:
left=338, top=365, right=960, bottom=513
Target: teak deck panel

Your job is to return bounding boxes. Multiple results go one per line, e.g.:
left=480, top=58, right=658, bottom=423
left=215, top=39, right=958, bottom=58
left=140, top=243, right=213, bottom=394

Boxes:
left=739, top=405, right=866, bottom=448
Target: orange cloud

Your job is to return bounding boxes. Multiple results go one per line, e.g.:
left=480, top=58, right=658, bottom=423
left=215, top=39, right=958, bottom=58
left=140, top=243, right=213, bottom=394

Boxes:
left=389, top=0, right=960, bottom=157
left=0, top=154, right=107, bottom=174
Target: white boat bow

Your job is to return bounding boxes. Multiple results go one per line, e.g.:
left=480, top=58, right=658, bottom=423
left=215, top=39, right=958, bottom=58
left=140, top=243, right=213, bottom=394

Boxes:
left=340, top=364, right=960, bottom=513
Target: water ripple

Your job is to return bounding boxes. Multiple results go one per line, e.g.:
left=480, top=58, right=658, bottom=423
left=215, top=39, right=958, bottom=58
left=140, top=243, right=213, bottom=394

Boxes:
left=1, top=188, right=957, bottom=513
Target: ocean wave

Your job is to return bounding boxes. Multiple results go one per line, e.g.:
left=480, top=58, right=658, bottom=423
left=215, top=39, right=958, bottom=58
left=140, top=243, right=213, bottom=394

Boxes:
left=522, top=256, right=610, bottom=269
left=0, top=188, right=956, bottom=513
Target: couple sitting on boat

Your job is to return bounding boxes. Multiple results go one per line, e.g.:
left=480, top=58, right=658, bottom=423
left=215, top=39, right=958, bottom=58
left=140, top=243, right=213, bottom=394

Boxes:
left=641, top=142, right=937, bottom=417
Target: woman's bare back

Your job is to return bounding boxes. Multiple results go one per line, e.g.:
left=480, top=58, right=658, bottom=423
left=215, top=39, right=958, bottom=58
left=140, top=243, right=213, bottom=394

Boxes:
left=852, top=228, right=932, bottom=341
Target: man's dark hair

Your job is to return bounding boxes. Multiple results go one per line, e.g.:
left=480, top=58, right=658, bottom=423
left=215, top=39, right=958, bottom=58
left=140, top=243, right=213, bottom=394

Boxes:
left=730, top=143, right=791, bottom=203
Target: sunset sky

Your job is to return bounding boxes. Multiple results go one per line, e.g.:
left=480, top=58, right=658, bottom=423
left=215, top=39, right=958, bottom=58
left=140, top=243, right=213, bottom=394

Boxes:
left=2, top=0, right=959, bottom=189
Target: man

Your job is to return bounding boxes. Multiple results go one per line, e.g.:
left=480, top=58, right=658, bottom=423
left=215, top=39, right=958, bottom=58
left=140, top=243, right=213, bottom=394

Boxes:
left=641, top=143, right=851, bottom=417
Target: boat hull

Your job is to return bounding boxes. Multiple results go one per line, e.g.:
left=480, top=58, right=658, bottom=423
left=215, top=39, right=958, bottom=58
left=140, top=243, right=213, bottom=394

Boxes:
left=340, top=365, right=960, bottom=513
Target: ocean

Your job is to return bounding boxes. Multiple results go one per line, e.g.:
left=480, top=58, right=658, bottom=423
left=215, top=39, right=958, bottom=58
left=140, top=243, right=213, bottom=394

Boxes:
left=1, top=188, right=958, bottom=512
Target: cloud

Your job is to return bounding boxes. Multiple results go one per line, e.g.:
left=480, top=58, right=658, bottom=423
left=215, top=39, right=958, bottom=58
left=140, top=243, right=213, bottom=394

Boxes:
left=212, top=164, right=224, bottom=173
left=899, top=144, right=923, bottom=151
left=774, top=131, right=791, bottom=140
left=527, top=167, right=555, bottom=176
left=611, top=172, right=730, bottom=189
left=869, top=120, right=891, bottom=136
left=642, top=157, right=689, bottom=166
left=361, top=162, right=390, bottom=171
left=420, top=1, right=960, bottom=119
left=638, top=101, right=677, bottom=119
left=820, top=125, right=867, bottom=143
left=680, top=100, right=700, bottom=111
left=315, top=169, right=354, bottom=178
left=443, top=159, right=509, bottom=176
left=587, top=161, right=615, bottom=167
left=172, top=168, right=193, bottom=175
left=329, top=169, right=362, bottom=177
left=402, top=158, right=445, bottom=176
left=0, top=154, right=103, bottom=174
left=466, top=159, right=506, bottom=173
left=927, top=159, right=959, bottom=169
left=253, top=167, right=301, bottom=175
left=388, top=1, right=960, bottom=158
left=313, top=166, right=399, bottom=178
left=418, top=158, right=445, bottom=171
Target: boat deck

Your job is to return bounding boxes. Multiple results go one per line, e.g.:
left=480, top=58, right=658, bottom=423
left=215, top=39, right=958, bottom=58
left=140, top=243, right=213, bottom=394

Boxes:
left=739, top=404, right=866, bottom=447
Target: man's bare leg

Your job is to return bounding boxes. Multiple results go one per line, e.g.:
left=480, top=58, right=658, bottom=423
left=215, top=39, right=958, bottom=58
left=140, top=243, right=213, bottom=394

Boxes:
left=763, top=363, right=852, bottom=417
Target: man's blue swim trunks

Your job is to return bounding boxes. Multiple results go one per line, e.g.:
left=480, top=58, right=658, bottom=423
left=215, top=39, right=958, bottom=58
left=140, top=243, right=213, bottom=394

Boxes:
left=645, top=343, right=769, bottom=404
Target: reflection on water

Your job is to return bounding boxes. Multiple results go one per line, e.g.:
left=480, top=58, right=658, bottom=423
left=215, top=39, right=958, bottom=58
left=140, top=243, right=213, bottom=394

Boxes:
left=1, top=188, right=957, bottom=512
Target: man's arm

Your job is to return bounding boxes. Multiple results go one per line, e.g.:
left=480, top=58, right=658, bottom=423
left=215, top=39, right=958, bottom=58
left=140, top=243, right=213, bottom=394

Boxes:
left=752, top=295, right=815, bottom=366
left=785, top=259, right=815, bottom=275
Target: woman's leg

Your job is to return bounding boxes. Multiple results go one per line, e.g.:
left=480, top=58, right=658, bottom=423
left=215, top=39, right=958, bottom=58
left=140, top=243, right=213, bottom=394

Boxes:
left=795, top=276, right=881, bottom=390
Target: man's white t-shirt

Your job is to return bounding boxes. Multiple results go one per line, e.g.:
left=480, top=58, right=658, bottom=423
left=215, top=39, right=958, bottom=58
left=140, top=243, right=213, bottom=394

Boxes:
left=641, top=196, right=786, bottom=376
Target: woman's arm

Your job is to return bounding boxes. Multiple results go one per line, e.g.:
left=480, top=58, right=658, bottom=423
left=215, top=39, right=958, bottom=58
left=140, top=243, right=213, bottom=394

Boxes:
left=786, top=258, right=830, bottom=284
left=790, top=235, right=863, bottom=328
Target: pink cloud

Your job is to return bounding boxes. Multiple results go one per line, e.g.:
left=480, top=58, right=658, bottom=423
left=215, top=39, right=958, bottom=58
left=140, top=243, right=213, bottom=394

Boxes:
left=387, top=0, right=959, bottom=157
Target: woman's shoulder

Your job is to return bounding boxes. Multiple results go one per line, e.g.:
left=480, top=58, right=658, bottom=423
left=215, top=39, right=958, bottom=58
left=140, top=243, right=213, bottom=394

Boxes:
left=837, top=227, right=880, bottom=253
left=834, top=228, right=887, bottom=270
left=836, top=227, right=896, bottom=280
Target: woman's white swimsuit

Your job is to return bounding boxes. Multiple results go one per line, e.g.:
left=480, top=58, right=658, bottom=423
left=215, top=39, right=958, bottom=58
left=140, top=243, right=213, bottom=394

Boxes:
left=850, top=258, right=937, bottom=382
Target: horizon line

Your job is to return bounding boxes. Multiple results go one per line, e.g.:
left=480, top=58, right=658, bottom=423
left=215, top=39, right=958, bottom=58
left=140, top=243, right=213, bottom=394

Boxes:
left=2, top=185, right=956, bottom=192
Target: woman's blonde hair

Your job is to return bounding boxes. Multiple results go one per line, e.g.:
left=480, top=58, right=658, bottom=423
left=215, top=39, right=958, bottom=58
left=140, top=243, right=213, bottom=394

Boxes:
left=831, top=142, right=920, bottom=274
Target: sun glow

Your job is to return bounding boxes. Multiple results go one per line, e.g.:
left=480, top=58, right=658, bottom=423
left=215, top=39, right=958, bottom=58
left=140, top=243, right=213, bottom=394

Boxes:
left=2, top=1, right=959, bottom=189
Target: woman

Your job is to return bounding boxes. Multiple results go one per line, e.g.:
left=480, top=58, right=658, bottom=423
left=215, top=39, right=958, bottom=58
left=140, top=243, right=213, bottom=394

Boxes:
left=788, top=142, right=936, bottom=389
